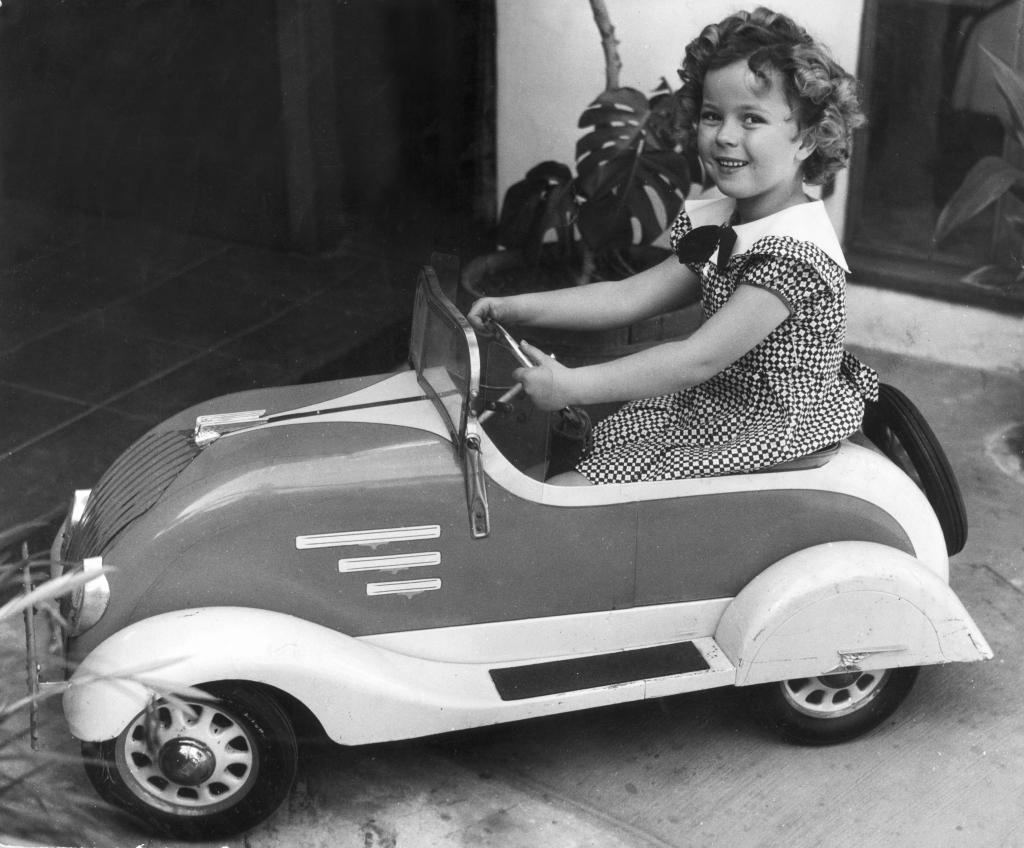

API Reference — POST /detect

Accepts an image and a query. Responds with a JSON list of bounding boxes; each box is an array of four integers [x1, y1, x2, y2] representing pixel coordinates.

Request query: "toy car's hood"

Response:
[[61, 368, 468, 659], [142, 367, 459, 541], [162, 368, 450, 444], [58, 369, 453, 566]]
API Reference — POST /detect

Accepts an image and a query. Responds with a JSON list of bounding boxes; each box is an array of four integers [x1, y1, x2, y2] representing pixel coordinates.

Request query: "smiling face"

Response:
[[697, 59, 815, 223]]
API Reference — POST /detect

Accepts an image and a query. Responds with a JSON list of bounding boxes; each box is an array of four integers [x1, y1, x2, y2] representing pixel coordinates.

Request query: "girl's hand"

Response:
[[514, 341, 574, 411], [467, 297, 515, 333]]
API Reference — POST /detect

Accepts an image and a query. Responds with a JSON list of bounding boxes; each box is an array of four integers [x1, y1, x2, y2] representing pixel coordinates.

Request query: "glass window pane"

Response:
[[853, 0, 1020, 268], [410, 270, 477, 439]]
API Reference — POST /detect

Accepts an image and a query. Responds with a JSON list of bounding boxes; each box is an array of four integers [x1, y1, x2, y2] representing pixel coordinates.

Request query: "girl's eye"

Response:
[[699, 110, 721, 124], [742, 114, 766, 127]]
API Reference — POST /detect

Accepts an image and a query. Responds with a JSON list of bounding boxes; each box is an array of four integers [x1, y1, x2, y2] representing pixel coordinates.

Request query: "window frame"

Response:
[[846, 0, 1024, 314]]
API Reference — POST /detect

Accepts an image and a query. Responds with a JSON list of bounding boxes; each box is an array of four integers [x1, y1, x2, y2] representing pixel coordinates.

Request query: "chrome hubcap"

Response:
[[116, 698, 258, 814], [158, 738, 216, 786], [781, 669, 890, 719]]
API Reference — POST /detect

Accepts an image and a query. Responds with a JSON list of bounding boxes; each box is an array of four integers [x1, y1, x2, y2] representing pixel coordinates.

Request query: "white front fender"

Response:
[[64, 607, 509, 745], [715, 542, 992, 686]]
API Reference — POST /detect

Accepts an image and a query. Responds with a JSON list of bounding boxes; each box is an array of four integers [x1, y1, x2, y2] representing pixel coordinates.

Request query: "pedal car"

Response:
[[29, 257, 991, 839]]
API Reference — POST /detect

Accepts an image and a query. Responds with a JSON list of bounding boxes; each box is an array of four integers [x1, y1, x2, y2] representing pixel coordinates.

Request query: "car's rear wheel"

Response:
[[749, 666, 919, 745], [862, 383, 966, 555], [83, 682, 297, 839]]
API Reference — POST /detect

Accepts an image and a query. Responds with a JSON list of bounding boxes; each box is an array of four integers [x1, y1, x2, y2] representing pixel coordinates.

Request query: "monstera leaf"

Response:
[[497, 161, 576, 260], [574, 87, 690, 250]]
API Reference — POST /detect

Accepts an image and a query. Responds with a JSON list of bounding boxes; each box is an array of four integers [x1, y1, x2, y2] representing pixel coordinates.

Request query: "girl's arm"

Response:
[[467, 255, 700, 332], [517, 284, 791, 409]]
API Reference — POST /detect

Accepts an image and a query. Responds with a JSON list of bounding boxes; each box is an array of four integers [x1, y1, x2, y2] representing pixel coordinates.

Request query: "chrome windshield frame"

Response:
[[409, 264, 482, 448]]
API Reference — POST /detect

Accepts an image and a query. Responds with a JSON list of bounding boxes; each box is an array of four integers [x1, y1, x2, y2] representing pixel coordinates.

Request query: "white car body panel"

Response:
[[63, 605, 740, 745], [715, 541, 993, 685]]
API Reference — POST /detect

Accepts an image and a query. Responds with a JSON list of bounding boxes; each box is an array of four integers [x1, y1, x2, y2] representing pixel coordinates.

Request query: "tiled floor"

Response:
[[0, 199, 455, 527]]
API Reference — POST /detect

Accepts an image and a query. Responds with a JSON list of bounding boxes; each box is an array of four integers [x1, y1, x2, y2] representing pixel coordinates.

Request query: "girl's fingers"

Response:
[[518, 340, 551, 367], [467, 298, 498, 330]]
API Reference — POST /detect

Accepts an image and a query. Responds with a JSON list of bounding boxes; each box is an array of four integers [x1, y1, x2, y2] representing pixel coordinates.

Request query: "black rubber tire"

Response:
[[749, 666, 919, 745], [83, 682, 297, 840], [862, 383, 967, 555]]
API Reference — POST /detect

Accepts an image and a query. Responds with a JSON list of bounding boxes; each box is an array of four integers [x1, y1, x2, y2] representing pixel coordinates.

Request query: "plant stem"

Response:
[[576, 245, 597, 286], [22, 563, 39, 750], [589, 0, 622, 92]]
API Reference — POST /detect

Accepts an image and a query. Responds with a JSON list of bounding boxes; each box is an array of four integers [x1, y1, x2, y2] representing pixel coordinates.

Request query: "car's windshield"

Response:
[[409, 266, 480, 442]]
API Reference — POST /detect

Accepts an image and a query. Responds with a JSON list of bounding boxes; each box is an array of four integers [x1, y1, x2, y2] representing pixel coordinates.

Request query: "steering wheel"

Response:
[[485, 318, 535, 372], [480, 320, 590, 439]]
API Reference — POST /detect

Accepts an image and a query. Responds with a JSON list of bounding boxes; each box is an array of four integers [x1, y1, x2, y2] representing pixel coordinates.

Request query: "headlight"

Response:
[[51, 489, 91, 581], [67, 555, 110, 635]]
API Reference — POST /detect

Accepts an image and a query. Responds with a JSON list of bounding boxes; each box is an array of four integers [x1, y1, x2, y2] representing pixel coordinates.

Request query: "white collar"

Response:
[[685, 196, 849, 272]]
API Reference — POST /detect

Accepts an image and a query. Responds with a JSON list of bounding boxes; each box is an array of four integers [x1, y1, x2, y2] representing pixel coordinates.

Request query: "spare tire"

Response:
[[862, 383, 967, 556]]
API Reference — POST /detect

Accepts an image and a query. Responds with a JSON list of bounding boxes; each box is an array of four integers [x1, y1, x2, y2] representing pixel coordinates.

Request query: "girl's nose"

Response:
[[716, 117, 740, 146]]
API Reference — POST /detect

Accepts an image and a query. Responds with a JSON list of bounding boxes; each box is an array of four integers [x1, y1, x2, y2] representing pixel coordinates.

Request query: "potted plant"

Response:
[[933, 47, 1024, 291], [462, 0, 699, 362]]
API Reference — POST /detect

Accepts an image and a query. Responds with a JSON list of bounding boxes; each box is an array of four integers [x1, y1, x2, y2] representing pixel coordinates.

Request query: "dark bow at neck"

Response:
[[675, 224, 737, 273]]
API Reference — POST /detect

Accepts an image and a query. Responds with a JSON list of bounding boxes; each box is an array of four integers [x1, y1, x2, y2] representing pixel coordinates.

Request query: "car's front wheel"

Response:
[[83, 682, 298, 839], [749, 666, 919, 745]]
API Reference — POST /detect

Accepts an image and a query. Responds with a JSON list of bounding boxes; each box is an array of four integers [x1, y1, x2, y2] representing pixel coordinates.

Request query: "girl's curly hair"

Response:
[[677, 7, 865, 185]]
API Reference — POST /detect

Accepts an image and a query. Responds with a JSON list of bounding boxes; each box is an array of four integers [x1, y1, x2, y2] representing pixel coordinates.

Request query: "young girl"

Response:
[[467, 6, 876, 485]]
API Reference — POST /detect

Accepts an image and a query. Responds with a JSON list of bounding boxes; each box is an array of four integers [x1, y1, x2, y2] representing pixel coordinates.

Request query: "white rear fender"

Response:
[[63, 607, 512, 745], [716, 542, 992, 685]]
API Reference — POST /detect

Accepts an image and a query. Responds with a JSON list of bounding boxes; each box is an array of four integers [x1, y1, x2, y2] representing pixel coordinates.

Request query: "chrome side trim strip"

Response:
[[338, 552, 441, 573], [296, 525, 441, 550], [366, 578, 442, 597]]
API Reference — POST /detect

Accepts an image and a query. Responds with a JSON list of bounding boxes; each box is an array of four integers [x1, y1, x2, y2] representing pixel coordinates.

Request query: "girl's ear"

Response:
[[795, 129, 817, 162]]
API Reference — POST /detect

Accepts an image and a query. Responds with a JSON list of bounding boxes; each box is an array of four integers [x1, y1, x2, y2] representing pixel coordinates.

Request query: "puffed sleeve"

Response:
[[738, 252, 833, 320]]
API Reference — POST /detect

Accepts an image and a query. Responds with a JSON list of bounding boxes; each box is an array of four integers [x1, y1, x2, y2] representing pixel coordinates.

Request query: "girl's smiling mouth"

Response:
[[715, 157, 749, 169]]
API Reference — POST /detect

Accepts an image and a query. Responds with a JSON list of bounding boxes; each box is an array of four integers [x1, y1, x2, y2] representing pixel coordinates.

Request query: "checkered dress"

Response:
[[575, 207, 879, 482]]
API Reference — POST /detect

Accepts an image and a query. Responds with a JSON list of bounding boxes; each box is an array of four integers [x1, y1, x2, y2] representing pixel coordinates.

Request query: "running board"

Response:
[[490, 639, 721, 701]]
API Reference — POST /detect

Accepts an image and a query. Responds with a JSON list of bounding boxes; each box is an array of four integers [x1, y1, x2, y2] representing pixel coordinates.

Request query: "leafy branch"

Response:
[[934, 47, 1024, 283]]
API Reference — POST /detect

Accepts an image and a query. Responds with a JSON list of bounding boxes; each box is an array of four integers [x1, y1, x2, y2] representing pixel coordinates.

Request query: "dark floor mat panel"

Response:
[[490, 641, 710, 701]]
